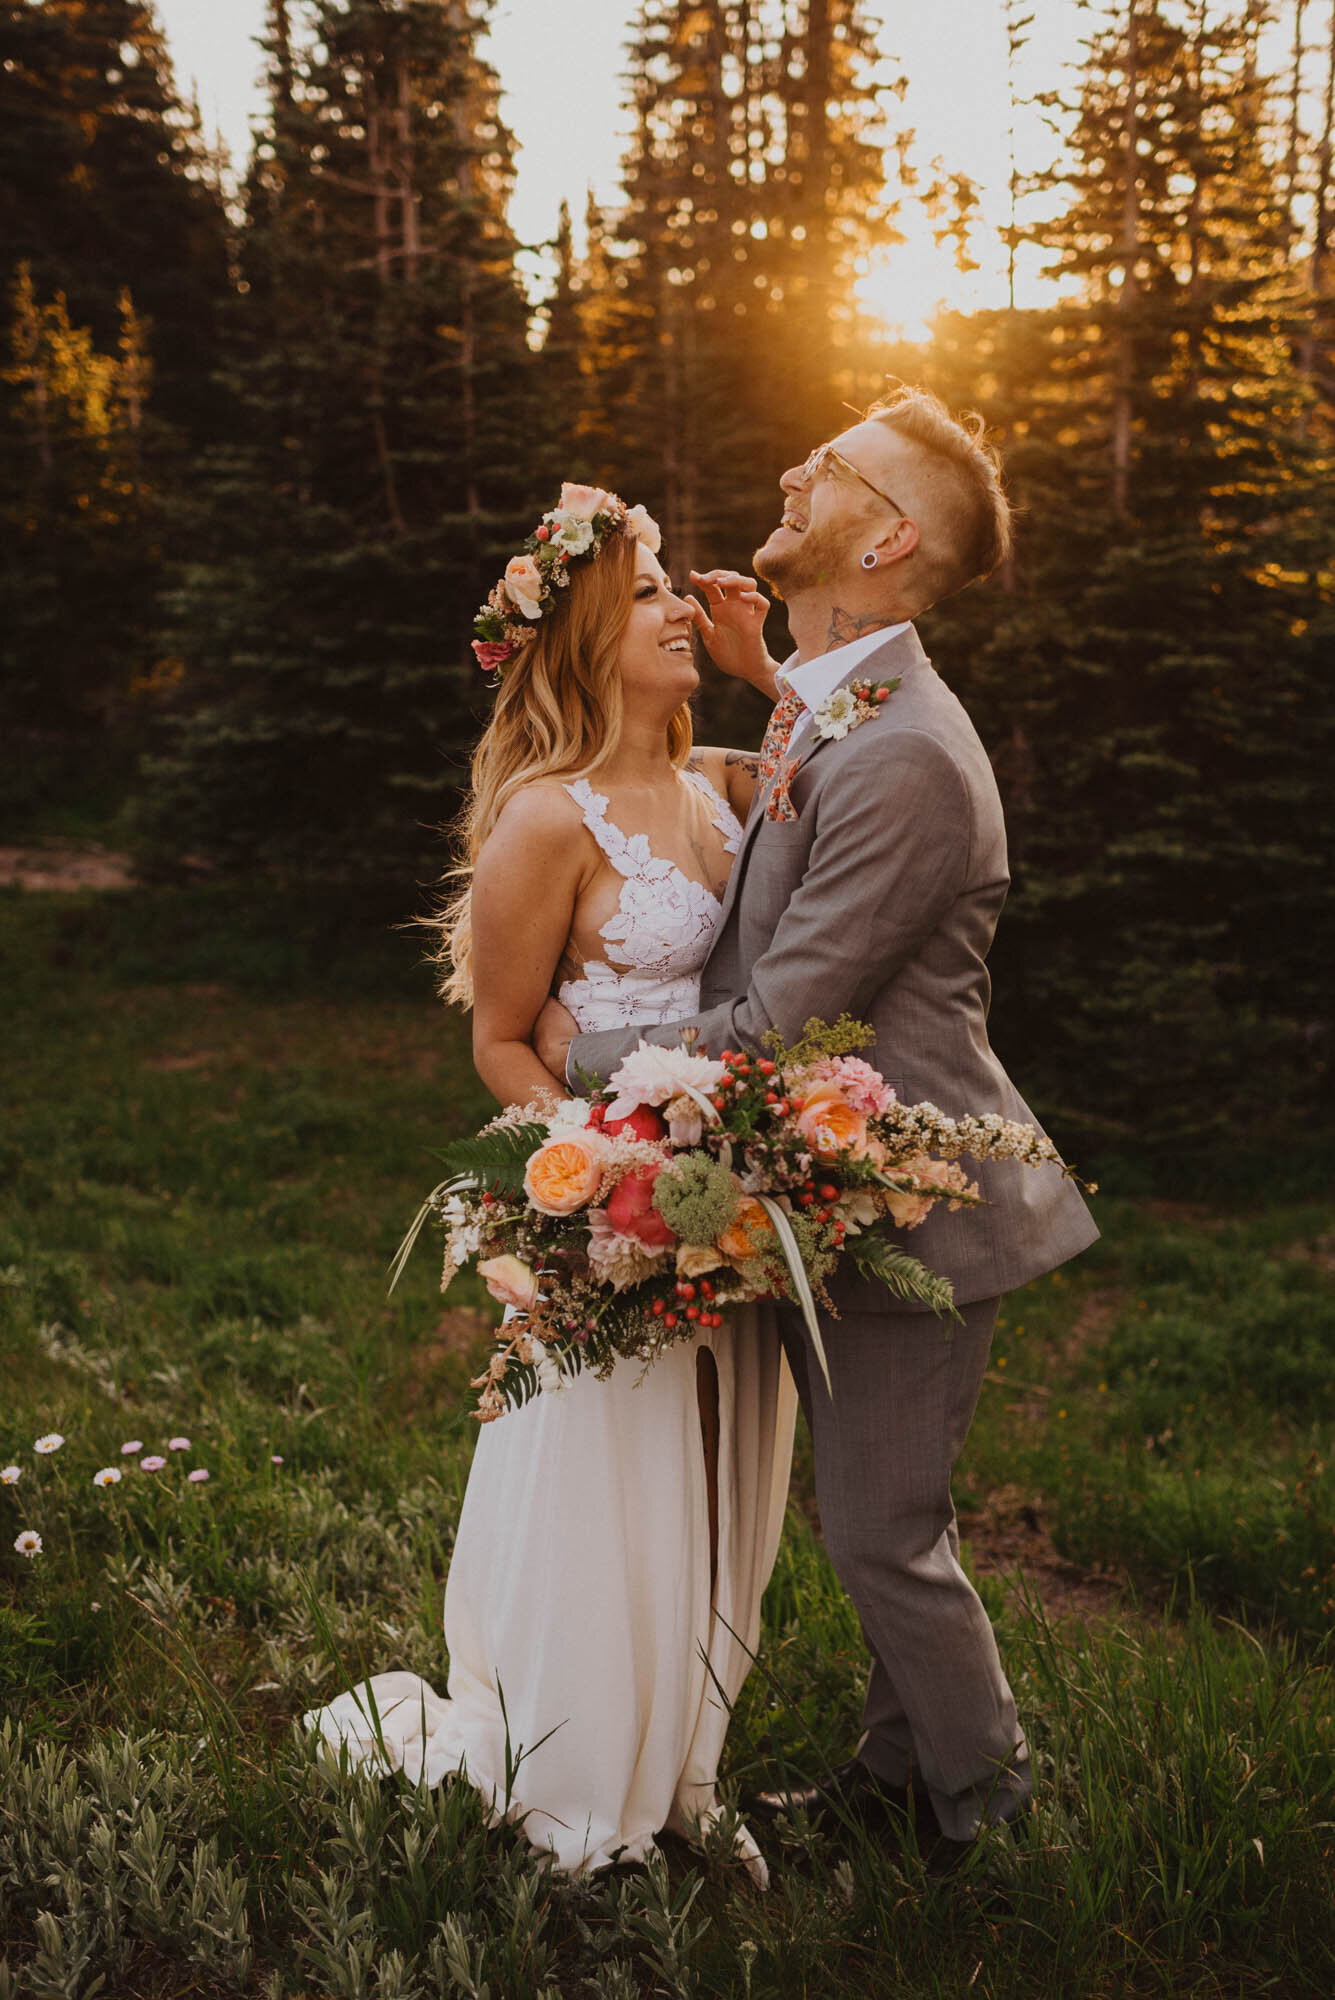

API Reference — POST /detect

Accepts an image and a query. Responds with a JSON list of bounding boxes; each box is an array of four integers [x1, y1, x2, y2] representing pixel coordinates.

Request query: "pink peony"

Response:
[[807, 1056, 896, 1118], [604, 1164, 676, 1248]]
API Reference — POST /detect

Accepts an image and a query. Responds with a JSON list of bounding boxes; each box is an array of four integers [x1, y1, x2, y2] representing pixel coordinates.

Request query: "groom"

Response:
[[537, 384, 1098, 1860]]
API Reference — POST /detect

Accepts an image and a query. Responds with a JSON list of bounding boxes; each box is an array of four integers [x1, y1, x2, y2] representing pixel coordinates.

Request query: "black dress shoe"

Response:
[[745, 1759, 941, 1837]]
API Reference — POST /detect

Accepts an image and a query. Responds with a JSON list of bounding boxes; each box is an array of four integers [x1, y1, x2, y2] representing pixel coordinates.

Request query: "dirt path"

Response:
[[0, 841, 135, 892]]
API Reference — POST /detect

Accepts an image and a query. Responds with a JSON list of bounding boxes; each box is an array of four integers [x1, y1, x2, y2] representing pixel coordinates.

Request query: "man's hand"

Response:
[[535, 993, 580, 1083], [689, 569, 780, 701]]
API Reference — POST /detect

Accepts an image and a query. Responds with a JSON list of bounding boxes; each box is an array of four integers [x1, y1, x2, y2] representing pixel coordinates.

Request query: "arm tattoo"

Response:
[[725, 751, 759, 776], [825, 607, 898, 650], [686, 749, 704, 770]]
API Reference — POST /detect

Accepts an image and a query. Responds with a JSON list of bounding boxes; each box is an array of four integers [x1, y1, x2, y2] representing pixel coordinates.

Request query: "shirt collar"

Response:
[[779, 623, 912, 717]]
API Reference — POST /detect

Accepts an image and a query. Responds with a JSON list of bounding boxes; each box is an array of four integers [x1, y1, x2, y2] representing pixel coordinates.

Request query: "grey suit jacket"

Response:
[[568, 626, 1098, 1311]]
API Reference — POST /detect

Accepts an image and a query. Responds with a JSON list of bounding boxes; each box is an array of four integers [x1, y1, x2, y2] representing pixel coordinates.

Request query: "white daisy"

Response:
[[0, 1465, 20, 1485], [93, 1467, 123, 1488], [14, 1530, 42, 1558], [33, 1433, 65, 1455], [167, 1436, 191, 1451], [120, 1439, 143, 1455]]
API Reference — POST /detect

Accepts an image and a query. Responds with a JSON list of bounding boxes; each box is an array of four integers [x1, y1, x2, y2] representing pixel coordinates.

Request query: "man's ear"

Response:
[[876, 517, 919, 568]]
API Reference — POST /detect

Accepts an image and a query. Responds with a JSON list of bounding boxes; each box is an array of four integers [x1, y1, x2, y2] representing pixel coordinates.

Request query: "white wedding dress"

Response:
[[307, 771, 798, 1879]]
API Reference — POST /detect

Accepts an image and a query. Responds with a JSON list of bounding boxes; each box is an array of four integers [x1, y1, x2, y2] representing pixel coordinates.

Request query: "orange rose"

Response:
[[717, 1196, 774, 1263], [794, 1083, 868, 1160], [524, 1131, 605, 1215], [477, 1254, 539, 1313]]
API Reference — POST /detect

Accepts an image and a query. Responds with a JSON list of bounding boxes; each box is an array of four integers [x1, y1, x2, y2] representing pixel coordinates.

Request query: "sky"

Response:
[[149, 1, 1302, 337]]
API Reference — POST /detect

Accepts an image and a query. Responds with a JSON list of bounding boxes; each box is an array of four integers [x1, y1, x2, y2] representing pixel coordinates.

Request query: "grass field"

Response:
[[2, 889, 1333, 1999]]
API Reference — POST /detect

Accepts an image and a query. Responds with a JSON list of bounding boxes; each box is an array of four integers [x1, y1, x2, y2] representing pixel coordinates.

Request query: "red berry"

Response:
[[777, 1098, 790, 1115], [685, 1304, 700, 1320], [664, 1311, 678, 1329], [677, 1282, 695, 1300], [712, 1095, 727, 1112], [798, 1191, 815, 1207], [536, 524, 550, 540], [765, 1090, 779, 1105], [652, 1299, 665, 1315], [820, 1184, 839, 1202], [816, 1209, 830, 1224], [757, 1059, 776, 1075], [700, 1280, 715, 1299], [876, 686, 890, 701]]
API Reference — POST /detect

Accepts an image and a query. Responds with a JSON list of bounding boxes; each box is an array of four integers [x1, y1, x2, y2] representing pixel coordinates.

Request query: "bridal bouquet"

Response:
[[391, 1018, 1085, 1420]]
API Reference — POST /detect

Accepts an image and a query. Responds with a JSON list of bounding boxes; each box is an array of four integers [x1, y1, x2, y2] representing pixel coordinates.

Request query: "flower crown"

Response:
[[471, 483, 662, 675]]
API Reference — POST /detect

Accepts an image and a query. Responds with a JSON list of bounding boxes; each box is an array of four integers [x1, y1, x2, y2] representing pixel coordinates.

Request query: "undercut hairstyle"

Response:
[[866, 385, 1012, 604]]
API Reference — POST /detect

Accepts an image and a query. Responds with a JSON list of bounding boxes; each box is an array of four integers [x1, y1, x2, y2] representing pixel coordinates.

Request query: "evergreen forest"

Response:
[[4, 0, 1334, 1155]]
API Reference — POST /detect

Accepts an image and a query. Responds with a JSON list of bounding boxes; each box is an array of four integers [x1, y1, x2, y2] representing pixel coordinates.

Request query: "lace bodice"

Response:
[[557, 772, 743, 1032]]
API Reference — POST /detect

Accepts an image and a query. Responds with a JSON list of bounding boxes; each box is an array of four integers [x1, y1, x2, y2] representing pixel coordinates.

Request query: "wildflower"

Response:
[[271, 1455, 284, 1466], [120, 1439, 143, 1455], [33, 1433, 64, 1455], [1, 1465, 20, 1485], [13, 1530, 41, 1558], [139, 1455, 167, 1472], [187, 1468, 210, 1484], [167, 1436, 191, 1452], [652, 1155, 741, 1246], [93, 1467, 123, 1488]]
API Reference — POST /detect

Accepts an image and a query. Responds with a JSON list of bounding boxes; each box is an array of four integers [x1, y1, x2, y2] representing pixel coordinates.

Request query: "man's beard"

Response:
[[754, 514, 863, 601]]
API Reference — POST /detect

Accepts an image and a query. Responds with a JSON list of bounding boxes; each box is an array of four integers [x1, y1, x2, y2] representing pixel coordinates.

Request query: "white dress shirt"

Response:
[[780, 624, 911, 749]]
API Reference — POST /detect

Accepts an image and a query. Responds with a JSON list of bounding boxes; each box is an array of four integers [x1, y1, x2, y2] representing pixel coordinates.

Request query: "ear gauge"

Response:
[[861, 551, 879, 570]]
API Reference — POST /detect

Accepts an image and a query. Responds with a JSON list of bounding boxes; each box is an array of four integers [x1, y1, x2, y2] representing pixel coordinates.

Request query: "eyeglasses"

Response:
[[799, 442, 905, 518]]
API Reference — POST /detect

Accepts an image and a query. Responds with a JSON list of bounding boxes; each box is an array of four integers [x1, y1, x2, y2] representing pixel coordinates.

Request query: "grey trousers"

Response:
[[776, 1294, 1031, 1840]]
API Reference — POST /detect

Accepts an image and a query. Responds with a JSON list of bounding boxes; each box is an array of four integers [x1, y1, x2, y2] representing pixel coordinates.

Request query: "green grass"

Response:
[[2, 889, 1333, 1998]]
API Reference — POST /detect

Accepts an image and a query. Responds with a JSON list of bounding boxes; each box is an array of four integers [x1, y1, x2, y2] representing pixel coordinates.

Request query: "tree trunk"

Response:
[[1112, 0, 1141, 517]]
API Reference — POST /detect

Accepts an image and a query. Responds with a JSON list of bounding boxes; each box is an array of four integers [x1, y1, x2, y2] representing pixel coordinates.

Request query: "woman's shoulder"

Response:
[[479, 779, 591, 865]]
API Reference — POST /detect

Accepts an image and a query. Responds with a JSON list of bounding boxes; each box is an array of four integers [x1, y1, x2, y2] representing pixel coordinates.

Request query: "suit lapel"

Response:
[[713, 624, 929, 935]]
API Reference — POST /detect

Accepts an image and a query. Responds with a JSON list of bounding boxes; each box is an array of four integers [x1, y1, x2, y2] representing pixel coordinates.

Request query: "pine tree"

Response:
[[922, 0, 1335, 1146], [141, 0, 538, 886]]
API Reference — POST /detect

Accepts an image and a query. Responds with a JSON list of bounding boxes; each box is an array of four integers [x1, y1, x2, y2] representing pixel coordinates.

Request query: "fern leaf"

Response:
[[431, 1121, 547, 1194], [846, 1233, 962, 1322]]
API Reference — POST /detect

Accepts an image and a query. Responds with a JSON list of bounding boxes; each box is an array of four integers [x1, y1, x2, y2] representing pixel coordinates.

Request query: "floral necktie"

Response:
[[756, 684, 805, 822]]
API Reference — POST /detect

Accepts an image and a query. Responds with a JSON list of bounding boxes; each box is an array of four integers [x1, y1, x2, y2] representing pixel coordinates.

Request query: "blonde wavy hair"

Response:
[[428, 527, 694, 1007]]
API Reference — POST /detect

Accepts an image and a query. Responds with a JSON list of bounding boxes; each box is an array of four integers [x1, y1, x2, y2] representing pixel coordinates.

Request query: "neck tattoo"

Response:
[[823, 606, 896, 652]]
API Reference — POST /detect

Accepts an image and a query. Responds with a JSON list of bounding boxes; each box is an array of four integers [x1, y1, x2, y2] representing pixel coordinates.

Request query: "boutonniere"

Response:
[[812, 675, 902, 743]]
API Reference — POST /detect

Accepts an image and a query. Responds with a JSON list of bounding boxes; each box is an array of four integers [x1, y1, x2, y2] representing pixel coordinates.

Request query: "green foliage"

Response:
[[1, 904, 1334, 1993], [652, 1151, 740, 1242], [761, 1013, 875, 1070], [434, 1122, 548, 1196], [845, 1231, 962, 1319]]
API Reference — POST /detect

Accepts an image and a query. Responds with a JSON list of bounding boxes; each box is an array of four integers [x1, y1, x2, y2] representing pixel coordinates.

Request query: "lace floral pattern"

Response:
[[557, 774, 743, 1032]]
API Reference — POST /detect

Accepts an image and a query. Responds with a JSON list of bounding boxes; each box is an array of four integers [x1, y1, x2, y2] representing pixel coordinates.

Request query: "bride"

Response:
[[307, 487, 798, 1881]]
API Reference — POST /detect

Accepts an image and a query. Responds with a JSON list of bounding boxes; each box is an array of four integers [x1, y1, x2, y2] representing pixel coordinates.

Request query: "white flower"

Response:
[[605, 1041, 727, 1125], [625, 504, 662, 553], [550, 509, 596, 555], [814, 686, 860, 740], [167, 1436, 191, 1451], [139, 1455, 166, 1472], [676, 1241, 726, 1279], [120, 1439, 142, 1455], [93, 1467, 123, 1487], [531, 1342, 565, 1396], [0, 1465, 19, 1485], [14, 1530, 41, 1558], [33, 1433, 64, 1455], [548, 1097, 594, 1130]]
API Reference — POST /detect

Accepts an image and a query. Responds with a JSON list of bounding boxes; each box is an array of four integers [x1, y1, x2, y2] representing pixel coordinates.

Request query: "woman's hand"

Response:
[[689, 569, 780, 701]]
